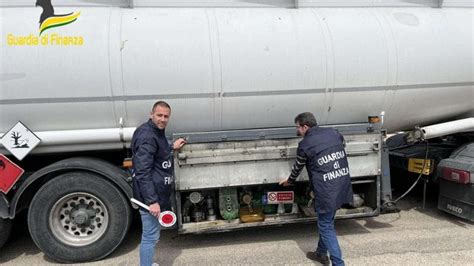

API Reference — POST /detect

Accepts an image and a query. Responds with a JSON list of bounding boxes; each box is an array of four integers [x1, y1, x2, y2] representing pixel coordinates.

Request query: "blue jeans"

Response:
[[316, 209, 345, 266], [139, 210, 161, 266]]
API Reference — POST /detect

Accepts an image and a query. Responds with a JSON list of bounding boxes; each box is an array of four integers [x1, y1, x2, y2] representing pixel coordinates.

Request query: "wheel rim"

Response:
[[49, 192, 109, 247]]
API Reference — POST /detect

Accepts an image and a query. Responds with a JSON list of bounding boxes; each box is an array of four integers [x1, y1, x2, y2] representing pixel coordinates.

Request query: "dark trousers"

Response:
[[316, 209, 345, 266]]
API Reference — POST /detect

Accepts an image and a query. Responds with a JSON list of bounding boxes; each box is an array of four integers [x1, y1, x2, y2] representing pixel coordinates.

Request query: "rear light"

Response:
[[441, 167, 471, 184]]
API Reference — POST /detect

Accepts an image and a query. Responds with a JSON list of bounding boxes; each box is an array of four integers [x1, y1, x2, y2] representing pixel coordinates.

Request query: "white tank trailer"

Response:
[[0, 0, 473, 263]]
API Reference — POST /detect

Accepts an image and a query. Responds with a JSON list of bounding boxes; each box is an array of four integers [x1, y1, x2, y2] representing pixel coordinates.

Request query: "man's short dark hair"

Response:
[[152, 100, 171, 112], [294, 112, 317, 128]]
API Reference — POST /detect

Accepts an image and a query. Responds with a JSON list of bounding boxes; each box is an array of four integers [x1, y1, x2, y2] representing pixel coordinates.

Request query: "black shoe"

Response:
[[306, 251, 330, 265]]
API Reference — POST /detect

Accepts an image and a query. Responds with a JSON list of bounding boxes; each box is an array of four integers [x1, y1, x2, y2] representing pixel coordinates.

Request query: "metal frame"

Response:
[[173, 124, 382, 234], [173, 122, 380, 144], [176, 176, 380, 234]]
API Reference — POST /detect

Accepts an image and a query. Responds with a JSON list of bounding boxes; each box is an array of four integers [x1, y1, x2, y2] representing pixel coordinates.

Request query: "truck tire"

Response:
[[28, 171, 131, 263], [0, 218, 12, 249]]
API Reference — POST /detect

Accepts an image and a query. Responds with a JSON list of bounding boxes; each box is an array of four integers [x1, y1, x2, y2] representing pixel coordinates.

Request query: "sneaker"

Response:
[[306, 251, 330, 265]]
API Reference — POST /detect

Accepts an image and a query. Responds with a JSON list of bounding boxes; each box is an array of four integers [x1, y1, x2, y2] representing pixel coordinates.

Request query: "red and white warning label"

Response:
[[0, 154, 24, 193], [267, 191, 294, 204]]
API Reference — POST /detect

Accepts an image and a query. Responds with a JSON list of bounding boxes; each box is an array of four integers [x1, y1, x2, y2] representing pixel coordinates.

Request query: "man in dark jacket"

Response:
[[131, 100, 186, 266], [280, 112, 353, 266]]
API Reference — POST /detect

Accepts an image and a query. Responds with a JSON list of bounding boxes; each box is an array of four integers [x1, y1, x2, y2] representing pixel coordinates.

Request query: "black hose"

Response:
[[382, 141, 430, 209]]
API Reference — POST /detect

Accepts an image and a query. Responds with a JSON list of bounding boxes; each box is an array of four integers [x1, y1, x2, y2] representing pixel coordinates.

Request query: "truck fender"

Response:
[[0, 194, 9, 219], [8, 157, 132, 218]]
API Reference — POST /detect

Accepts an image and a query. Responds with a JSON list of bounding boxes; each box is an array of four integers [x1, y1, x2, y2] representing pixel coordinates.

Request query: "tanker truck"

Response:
[[0, 0, 473, 263]]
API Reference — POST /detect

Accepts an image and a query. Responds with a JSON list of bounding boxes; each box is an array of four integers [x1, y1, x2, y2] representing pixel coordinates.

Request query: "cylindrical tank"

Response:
[[1, 6, 473, 136]]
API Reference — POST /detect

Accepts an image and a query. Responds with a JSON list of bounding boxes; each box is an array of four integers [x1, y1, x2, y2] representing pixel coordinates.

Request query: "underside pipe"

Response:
[[406, 117, 474, 144]]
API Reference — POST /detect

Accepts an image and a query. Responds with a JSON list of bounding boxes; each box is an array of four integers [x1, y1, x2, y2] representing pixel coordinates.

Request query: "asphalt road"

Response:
[[1, 194, 473, 265]]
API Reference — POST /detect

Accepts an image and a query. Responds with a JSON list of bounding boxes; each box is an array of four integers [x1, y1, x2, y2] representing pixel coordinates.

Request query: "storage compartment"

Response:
[[176, 179, 379, 233], [173, 126, 381, 233]]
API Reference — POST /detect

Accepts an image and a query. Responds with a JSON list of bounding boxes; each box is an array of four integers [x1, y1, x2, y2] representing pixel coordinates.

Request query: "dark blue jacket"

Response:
[[131, 119, 174, 210], [289, 126, 353, 213]]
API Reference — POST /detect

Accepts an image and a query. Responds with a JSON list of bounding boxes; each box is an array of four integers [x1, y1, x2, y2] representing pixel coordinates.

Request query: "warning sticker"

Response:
[[267, 191, 294, 204], [0, 154, 25, 193], [0, 121, 41, 161]]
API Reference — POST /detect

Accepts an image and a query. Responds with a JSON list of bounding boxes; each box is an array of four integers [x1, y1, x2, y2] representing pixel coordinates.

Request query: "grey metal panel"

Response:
[[380, 143, 393, 202], [174, 128, 297, 143], [174, 130, 381, 190], [172, 123, 381, 144], [175, 159, 304, 190]]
